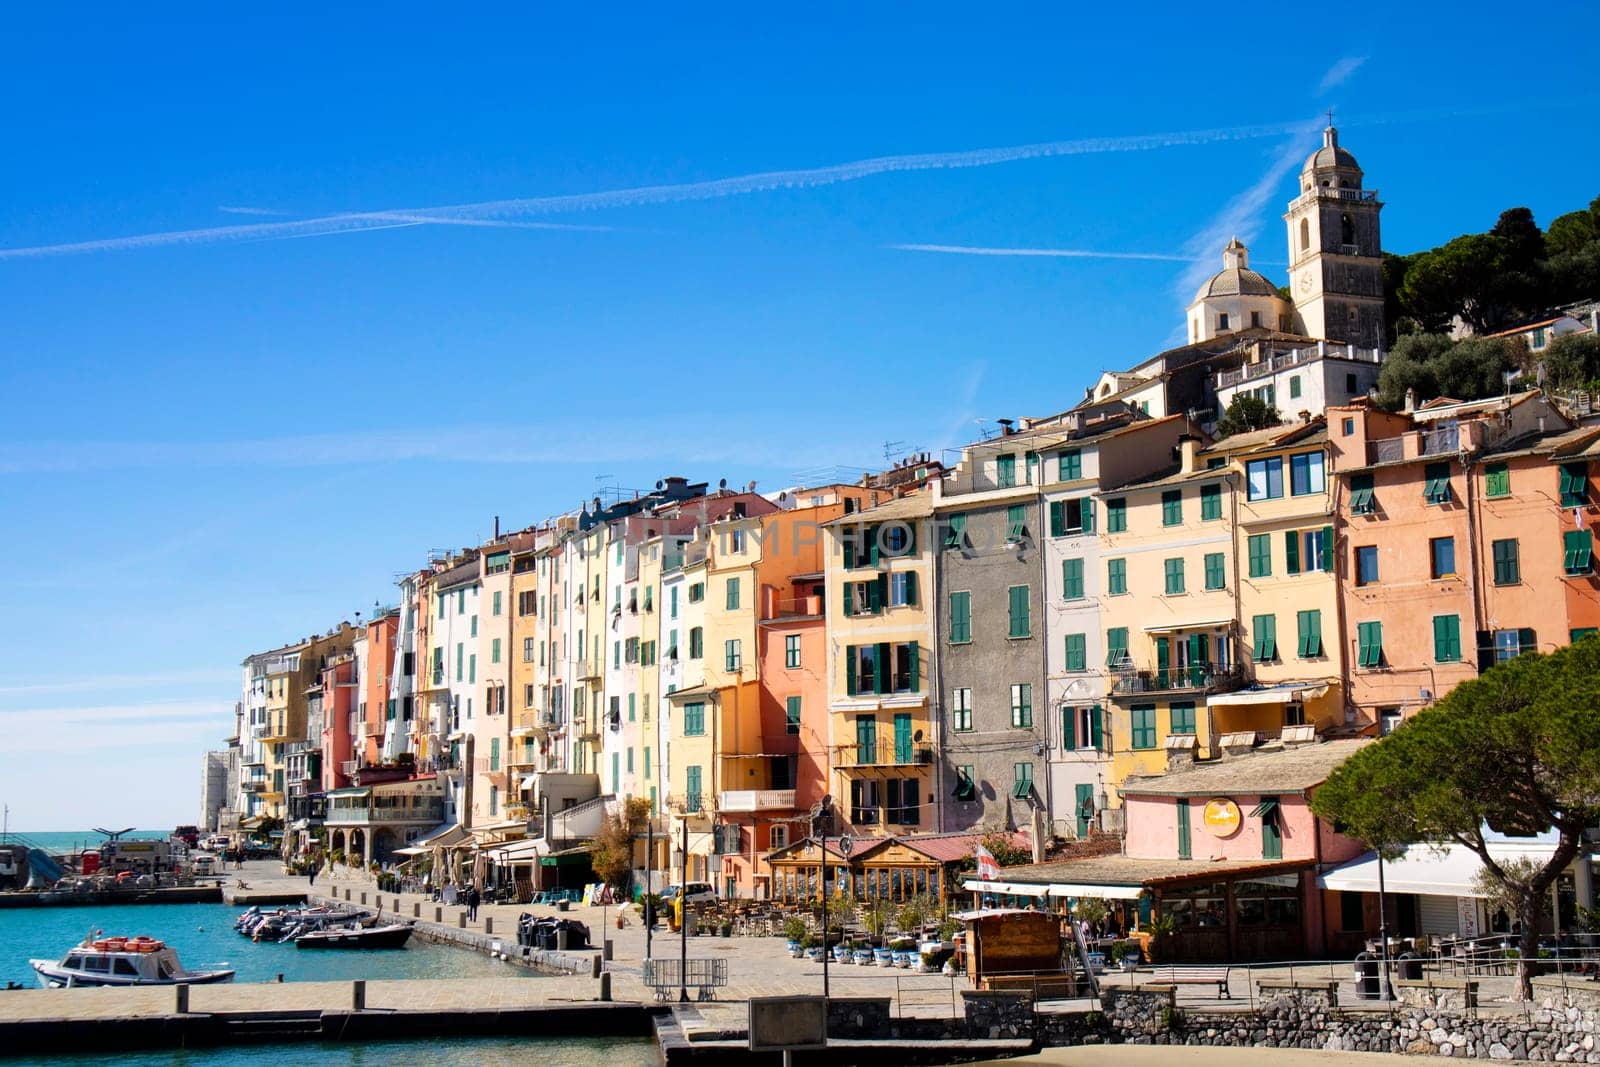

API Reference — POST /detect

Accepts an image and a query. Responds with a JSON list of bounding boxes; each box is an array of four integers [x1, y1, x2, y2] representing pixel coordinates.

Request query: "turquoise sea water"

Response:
[[0, 902, 539, 988], [4, 829, 174, 854], [16, 1036, 659, 1067]]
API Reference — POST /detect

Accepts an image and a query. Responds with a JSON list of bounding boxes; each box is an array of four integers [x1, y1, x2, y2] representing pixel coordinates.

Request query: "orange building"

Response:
[[362, 611, 399, 767]]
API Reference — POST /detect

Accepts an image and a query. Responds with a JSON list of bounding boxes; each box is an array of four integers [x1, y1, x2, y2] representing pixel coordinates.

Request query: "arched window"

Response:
[[1340, 213, 1356, 248], [1299, 218, 1311, 253]]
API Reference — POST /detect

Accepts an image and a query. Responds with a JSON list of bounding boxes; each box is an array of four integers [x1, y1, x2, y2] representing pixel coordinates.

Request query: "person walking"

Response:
[[466, 885, 480, 921], [308, 863, 317, 887]]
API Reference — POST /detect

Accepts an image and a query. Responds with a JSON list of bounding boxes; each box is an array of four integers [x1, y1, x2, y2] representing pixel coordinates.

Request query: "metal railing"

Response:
[[833, 740, 937, 768], [1112, 663, 1246, 696]]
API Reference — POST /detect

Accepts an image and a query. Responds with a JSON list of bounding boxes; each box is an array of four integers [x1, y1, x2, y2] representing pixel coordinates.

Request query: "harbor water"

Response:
[[0, 901, 541, 988], [16, 1036, 659, 1067]]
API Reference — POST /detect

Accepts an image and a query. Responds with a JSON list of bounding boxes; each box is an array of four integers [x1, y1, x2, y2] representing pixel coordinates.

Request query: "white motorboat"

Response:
[[29, 935, 235, 988]]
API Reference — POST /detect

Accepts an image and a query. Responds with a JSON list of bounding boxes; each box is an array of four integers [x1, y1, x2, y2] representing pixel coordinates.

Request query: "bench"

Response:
[[1150, 965, 1231, 998], [642, 958, 729, 1002], [983, 974, 1081, 999]]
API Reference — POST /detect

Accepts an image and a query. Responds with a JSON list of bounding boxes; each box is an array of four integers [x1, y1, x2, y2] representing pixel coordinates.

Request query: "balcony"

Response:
[[666, 793, 708, 816], [1367, 424, 1460, 466], [832, 740, 936, 770], [575, 659, 601, 682], [325, 802, 445, 826], [1110, 662, 1246, 698], [718, 789, 798, 813], [1287, 185, 1380, 211]]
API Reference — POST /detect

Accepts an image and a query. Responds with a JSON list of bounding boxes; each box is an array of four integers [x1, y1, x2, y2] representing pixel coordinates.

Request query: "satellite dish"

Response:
[[839, 835, 855, 856], [719, 478, 727, 490], [656, 480, 664, 490]]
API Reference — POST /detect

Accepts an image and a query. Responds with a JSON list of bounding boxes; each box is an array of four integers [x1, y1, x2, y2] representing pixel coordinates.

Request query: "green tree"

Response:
[[959, 831, 1033, 871], [1548, 242, 1600, 306], [1400, 233, 1525, 335], [591, 797, 651, 889], [1540, 333, 1600, 392], [1311, 637, 1600, 999], [1213, 395, 1280, 438], [1374, 334, 1518, 409], [1374, 333, 1451, 408], [1545, 209, 1597, 259]]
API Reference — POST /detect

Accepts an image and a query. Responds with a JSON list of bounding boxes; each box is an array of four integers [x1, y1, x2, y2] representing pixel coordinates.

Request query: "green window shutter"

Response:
[[1059, 449, 1082, 481], [1433, 614, 1462, 662], [1161, 490, 1182, 526], [786, 696, 801, 733], [490, 738, 500, 771], [1169, 702, 1195, 735], [726, 578, 739, 610], [1006, 504, 1027, 541], [1106, 627, 1128, 667], [1492, 538, 1521, 585], [1297, 610, 1322, 657], [1089, 705, 1104, 750], [1348, 472, 1376, 515], [875, 642, 891, 694], [1176, 799, 1192, 859], [908, 643, 920, 692], [1131, 706, 1156, 749], [1561, 463, 1589, 508], [1321, 525, 1335, 571], [871, 573, 886, 613], [1008, 585, 1030, 637], [845, 648, 857, 696], [1252, 614, 1277, 661], [1065, 633, 1086, 671], [949, 591, 971, 643], [1357, 622, 1383, 668], [1062, 558, 1084, 600], [1484, 462, 1510, 498], [1061, 706, 1076, 749], [944, 513, 967, 550], [1107, 498, 1126, 533], [1248, 534, 1272, 577], [1565, 529, 1594, 575], [1518, 628, 1537, 656], [1204, 552, 1225, 590], [1164, 557, 1184, 595], [1108, 558, 1127, 595], [904, 571, 918, 606], [843, 581, 854, 616], [1049, 501, 1066, 538], [1424, 462, 1452, 504], [1284, 530, 1301, 574], [1200, 483, 1222, 520]]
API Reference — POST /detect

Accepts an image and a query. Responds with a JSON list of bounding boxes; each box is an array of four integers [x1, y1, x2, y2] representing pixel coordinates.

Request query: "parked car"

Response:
[[661, 882, 717, 907]]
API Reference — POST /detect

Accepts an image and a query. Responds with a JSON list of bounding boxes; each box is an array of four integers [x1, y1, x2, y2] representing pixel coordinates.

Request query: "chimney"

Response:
[[998, 418, 1015, 436], [493, 515, 500, 539], [1298, 409, 1312, 423], [1403, 388, 1416, 414], [1178, 434, 1200, 472], [1166, 734, 1197, 770], [1217, 731, 1258, 759]]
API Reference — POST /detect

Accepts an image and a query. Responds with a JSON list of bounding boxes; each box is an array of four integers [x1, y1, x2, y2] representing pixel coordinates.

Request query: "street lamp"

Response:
[[811, 796, 836, 999]]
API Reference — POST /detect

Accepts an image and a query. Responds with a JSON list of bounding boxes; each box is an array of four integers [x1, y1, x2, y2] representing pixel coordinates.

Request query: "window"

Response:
[[684, 703, 706, 736], [1200, 483, 1222, 520], [1342, 417, 1355, 436], [1348, 473, 1375, 515], [725, 578, 740, 610], [1204, 552, 1226, 590], [1130, 705, 1157, 750], [1217, 312, 1230, 331], [1289, 451, 1326, 496], [1064, 633, 1087, 672], [1164, 557, 1185, 595], [518, 590, 536, 616], [724, 639, 742, 672], [1346, 373, 1358, 394], [1177, 798, 1192, 860], [688, 582, 705, 603], [491, 638, 501, 664], [1010, 683, 1033, 728], [785, 696, 801, 734], [688, 627, 704, 659], [888, 571, 916, 607], [1561, 463, 1589, 508], [1574, 628, 1599, 643], [785, 635, 801, 668], [996, 452, 1017, 488], [949, 591, 971, 643], [492, 591, 502, 616], [1258, 797, 1282, 859], [1357, 621, 1384, 668], [685, 766, 703, 812], [644, 586, 653, 612], [1006, 504, 1028, 541], [1049, 498, 1094, 536], [1169, 702, 1196, 735], [953, 765, 977, 801], [1493, 628, 1537, 663], [1355, 545, 1379, 586], [886, 778, 920, 824], [1252, 614, 1278, 661], [470, 615, 478, 637], [855, 715, 877, 764], [1430, 537, 1456, 579], [1008, 585, 1031, 638], [1288, 375, 1302, 399], [951, 687, 972, 732], [1298, 526, 1333, 572], [1247, 534, 1272, 578], [1059, 449, 1082, 481], [943, 513, 967, 550], [1247, 457, 1284, 500], [1492, 538, 1521, 585], [1565, 529, 1593, 575], [1433, 614, 1462, 662], [1423, 462, 1452, 505], [850, 778, 879, 822], [1161, 490, 1182, 526], [523, 637, 535, 663], [670, 586, 679, 618], [1062, 558, 1085, 600], [1297, 610, 1323, 657], [1011, 762, 1035, 799], [1106, 498, 1127, 533], [1106, 627, 1129, 668], [1485, 462, 1510, 498], [1107, 558, 1128, 595]]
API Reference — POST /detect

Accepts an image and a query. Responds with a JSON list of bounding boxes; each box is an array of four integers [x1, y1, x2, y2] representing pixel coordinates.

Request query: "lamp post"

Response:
[[679, 816, 690, 1003], [811, 796, 836, 1000], [645, 811, 654, 960], [1377, 849, 1393, 1000]]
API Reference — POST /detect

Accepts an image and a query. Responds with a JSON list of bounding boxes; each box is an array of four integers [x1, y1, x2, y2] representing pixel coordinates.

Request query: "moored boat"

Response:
[[294, 922, 414, 949], [29, 935, 234, 988]]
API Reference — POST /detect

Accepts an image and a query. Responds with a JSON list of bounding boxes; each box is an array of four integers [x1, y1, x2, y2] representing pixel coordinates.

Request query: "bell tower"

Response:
[[1283, 125, 1385, 350]]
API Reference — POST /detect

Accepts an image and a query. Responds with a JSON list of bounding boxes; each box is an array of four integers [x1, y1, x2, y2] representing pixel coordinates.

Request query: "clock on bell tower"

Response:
[[1282, 126, 1385, 350]]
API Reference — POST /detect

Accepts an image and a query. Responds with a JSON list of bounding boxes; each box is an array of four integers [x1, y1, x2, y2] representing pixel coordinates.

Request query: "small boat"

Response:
[[30, 935, 234, 988], [294, 922, 414, 949]]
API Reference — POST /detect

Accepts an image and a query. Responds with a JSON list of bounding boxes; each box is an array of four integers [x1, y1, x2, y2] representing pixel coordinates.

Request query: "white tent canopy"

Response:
[[1207, 683, 1329, 708], [963, 878, 1144, 901], [1319, 839, 1564, 897]]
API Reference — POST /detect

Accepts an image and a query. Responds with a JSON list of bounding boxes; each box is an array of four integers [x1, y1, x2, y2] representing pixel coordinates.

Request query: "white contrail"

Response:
[[0, 118, 1318, 260], [1317, 56, 1367, 95], [891, 243, 1199, 262]]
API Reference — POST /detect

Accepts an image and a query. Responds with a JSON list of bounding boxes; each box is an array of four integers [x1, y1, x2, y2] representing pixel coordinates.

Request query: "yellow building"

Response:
[[823, 493, 939, 836], [507, 537, 542, 818], [1099, 432, 1241, 790], [1204, 420, 1343, 737], [664, 532, 714, 881], [257, 641, 309, 817]]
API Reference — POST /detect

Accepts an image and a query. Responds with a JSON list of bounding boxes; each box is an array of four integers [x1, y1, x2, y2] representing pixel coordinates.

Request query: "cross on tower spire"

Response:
[[1326, 107, 1335, 128]]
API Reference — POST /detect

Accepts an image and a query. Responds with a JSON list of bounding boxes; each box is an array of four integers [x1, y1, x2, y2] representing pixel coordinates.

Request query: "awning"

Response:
[[414, 823, 469, 849], [485, 838, 550, 864], [962, 879, 1051, 899], [1208, 683, 1330, 708], [520, 774, 538, 789], [1319, 841, 1568, 897], [393, 846, 429, 856], [1144, 618, 1232, 634], [1045, 883, 1146, 901], [1248, 798, 1280, 819]]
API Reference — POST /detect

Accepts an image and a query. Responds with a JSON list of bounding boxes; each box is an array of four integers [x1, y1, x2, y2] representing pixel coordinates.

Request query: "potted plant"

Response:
[[1144, 914, 1177, 963], [1113, 938, 1142, 971], [783, 916, 807, 957], [852, 940, 874, 966], [718, 919, 733, 938], [802, 933, 824, 962], [833, 939, 851, 963]]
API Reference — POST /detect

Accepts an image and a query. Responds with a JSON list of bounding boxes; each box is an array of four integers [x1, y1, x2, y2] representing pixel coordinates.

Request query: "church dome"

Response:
[[1192, 238, 1280, 302], [1303, 125, 1361, 175]]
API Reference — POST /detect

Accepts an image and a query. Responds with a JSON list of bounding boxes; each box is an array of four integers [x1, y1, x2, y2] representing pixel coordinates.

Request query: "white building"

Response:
[[1215, 338, 1384, 421]]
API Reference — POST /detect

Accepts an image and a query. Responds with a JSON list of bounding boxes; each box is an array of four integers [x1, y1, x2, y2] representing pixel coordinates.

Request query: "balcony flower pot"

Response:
[[874, 948, 894, 967], [786, 940, 803, 958], [852, 948, 874, 966]]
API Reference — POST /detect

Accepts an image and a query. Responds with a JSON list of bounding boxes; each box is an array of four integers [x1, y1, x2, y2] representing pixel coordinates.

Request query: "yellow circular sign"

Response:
[[1202, 798, 1242, 837]]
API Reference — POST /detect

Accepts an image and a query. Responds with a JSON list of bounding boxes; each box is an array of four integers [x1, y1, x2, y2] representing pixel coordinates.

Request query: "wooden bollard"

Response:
[[591, 954, 602, 978], [435, 907, 443, 923], [352, 980, 366, 1011], [603, 938, 613, 961], [360, 892, 367, 906], [413, 903, 421, 918], [598, 972, 611, 1001], [174, 984, 190, 1014], [458, 912, 467, 928], [394, 897, 401, 912], [484, 917, 493, 935]]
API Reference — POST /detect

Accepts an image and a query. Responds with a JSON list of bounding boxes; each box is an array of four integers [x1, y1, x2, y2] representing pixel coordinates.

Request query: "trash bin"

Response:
[[684, 912, 697, 937], [557, 899, 570, 912], [1354, 951, 1380, 1000], [555, 926, 568, 951], [1397, 951, 1422, 981]]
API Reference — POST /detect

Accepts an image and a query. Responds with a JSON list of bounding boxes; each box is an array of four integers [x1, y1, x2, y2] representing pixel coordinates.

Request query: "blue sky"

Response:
[[3, 3, 1596, 829]]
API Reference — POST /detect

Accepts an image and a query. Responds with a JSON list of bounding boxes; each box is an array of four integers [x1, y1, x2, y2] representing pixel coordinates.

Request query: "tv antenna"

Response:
[[882, 440, 905, 465], [93, 827, 136, 841]]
